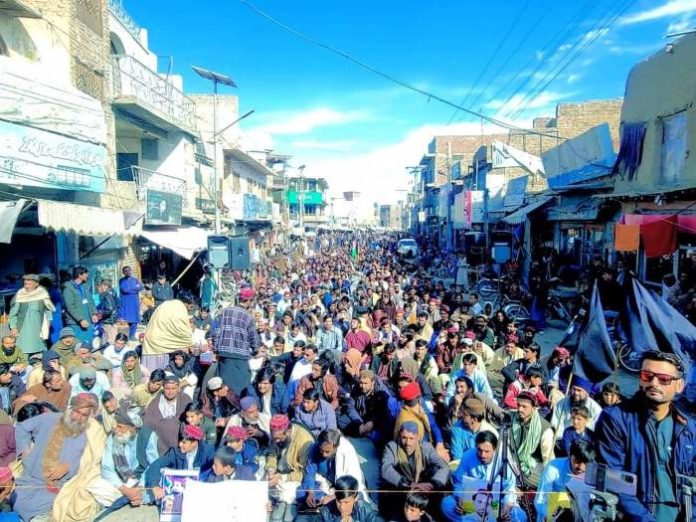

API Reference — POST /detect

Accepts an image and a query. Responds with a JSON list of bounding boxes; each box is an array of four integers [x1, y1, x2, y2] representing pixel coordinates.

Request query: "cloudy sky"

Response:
[[130, 0, 696, 218]]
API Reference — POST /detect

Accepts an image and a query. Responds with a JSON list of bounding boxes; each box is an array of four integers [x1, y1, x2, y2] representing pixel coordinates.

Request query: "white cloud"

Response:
[[619, 0, 696, 25], [252, 108, 370, 135], [566, 74, 582, 84], [582, 28, 610, 42], [301, 119, 534, 222], [290, 139, 358, 152], [535, 50, 545, 61], [485, 90, 572, 114], [667, 12, 696, 32]]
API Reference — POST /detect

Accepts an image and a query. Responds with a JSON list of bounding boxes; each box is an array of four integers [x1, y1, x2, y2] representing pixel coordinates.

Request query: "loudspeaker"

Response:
[[207, 235, 230, 268], [229, 236, 250, 270]]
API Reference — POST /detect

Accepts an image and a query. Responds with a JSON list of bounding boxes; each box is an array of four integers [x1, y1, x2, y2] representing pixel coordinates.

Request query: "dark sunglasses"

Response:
[[639, 370, 681, 386]]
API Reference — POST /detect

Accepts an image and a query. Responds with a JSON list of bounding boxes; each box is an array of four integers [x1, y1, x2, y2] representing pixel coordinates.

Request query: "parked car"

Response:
[[397, 238, 418, 258]]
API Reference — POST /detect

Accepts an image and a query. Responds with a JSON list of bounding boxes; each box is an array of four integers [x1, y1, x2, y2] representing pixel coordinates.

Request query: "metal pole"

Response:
[[212, 80, 221, 234]]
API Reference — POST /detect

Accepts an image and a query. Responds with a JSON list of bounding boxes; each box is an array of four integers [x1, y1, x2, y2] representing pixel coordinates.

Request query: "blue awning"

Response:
[[502, 197, 553, 225], [547, 163, 613, 190]]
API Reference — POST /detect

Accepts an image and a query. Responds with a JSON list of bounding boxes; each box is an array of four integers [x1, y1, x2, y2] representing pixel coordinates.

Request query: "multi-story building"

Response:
[[378, 204, 403, 230], [287, 176, 329, 229], [0, 0, 231, 304]]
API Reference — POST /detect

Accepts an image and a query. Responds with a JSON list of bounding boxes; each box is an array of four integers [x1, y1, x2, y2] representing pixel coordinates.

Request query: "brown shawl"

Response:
[[143, 392, 191, 455]]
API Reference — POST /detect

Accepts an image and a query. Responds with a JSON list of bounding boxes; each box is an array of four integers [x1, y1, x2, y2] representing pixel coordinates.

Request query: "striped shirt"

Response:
[[215, 306, 260, 359]]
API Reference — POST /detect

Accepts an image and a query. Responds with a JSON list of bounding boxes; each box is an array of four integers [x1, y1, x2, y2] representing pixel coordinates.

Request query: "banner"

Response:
[[146, 190, 183, 226], [181, 479, 268, 522], [492, 140, 544, 175]]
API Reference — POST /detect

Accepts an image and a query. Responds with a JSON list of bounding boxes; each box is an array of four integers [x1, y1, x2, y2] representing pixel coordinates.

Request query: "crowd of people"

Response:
[[0, 231, 693, 522]]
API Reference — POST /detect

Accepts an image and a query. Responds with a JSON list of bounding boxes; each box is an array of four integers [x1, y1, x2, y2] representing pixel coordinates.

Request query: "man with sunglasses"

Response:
[[594, 350, 695, 522]]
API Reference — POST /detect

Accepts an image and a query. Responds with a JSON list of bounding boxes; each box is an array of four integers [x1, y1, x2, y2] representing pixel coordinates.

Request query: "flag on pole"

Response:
[[572, 282, 616, 383], [620, 278, 695, 369]]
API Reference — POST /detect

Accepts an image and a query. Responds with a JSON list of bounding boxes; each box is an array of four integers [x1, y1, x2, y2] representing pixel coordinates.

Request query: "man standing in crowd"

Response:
[[9, 274, 55, 357], [215, 287, 260, 396], [62, 266, 98, 347], [119, 266, 143, 339], [595, 351, 696, 521], [97, 279, 119, 345]]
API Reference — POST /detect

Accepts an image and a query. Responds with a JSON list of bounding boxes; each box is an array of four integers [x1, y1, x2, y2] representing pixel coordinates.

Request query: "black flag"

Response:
[[572, 282, 616, 382]]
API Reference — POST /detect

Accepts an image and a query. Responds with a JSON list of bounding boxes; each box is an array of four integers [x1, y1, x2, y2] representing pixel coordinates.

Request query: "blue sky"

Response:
[[126, 0, 696, 213]]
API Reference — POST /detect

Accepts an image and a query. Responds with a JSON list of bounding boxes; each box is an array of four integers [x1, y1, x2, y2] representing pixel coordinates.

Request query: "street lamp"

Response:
[[192, 65, 237, 234], [297, 164, 306, 230]]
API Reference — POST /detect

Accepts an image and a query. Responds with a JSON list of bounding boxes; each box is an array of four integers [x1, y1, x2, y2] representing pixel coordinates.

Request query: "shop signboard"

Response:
[[145, 189, 182, 226], [243, 193, 258, 221], [0, 120, 107, 192]]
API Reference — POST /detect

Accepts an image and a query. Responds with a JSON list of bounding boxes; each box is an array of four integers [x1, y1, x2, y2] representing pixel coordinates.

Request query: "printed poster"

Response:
[[159, 468, 199, 522]]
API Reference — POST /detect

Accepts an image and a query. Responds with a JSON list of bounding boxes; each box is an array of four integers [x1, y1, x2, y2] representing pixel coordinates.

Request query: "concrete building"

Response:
[[606, 33, 696, 284], [378, 204, 403, 230], [287, 176, 329, 229]]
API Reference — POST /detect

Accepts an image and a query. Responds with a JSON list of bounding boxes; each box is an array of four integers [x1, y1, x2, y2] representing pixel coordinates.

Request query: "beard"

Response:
[[61, 409, 89, 437], [571, 396, 587, 408], [114, 431, 136, 445]]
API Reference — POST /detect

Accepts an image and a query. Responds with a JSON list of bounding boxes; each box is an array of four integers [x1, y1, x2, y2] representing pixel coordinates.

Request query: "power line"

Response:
[[237, 0, 569, 141], [507, 0, 637, 119], [459, 0, 556, 123], [445, 0, 532, 125], [484, 0, 599, 117]]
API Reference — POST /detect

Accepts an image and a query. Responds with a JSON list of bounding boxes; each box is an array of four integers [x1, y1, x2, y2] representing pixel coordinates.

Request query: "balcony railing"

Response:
[[108, 0, 141, 40], [131, 165, 187, 202], [111, 55, 197, 132]]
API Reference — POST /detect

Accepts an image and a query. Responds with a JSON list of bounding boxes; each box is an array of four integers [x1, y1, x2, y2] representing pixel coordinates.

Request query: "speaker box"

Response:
[[207, 235, 230, 269], [229, 236, 250, 270]]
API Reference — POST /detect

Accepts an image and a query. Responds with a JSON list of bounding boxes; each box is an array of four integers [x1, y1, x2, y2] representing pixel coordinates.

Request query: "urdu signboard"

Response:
[[0, 120, 107, 192]]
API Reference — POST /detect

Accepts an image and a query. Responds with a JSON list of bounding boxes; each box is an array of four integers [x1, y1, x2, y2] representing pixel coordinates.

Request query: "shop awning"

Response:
[[546, 198, 601, 221], [38, 200, 128, 236], [0, 199, 27, 243], [502, 197, 553, 225], [139, 226, 210, 259]]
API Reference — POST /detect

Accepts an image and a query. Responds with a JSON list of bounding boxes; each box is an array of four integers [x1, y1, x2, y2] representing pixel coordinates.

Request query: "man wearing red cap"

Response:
[[394, 380, 448, 462], [266, 414, 314, 521], [145, 423, 215, 502], [215, 286, 260, 396]]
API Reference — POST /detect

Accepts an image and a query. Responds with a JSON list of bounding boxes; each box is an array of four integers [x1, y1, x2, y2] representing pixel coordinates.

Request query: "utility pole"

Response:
[[191, 65, 237, 234], [297, 164, 306, 231]]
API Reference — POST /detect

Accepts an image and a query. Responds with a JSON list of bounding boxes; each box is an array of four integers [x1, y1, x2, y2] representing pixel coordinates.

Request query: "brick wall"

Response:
[[556, 99, 623, 151]]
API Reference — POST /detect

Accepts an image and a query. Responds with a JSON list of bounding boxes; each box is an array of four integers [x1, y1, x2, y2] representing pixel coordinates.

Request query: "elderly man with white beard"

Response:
[[90, 405, 160, 517], [13, 393, 98, 522]]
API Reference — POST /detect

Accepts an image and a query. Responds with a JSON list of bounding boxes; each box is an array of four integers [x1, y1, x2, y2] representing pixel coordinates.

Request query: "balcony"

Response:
[[131, 165, 187, 202], [108, 0, 140, 39], [110, 55, 196, 134]]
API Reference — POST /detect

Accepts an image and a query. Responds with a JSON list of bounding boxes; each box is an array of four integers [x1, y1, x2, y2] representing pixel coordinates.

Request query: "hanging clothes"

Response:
[[641, 215, 677, 258]]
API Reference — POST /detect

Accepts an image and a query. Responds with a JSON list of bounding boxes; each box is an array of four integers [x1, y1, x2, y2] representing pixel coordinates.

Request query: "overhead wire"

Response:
[[506, 0, 638, 119], [237, 0, 570, 141], [445, 0, 532, 125], [459, 0, 556, 124], [482, 0, 599, 118]]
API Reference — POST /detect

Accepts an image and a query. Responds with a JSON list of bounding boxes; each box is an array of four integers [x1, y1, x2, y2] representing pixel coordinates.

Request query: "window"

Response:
[[660, 111, 687, 184], [116, 153, 138, 181], [304, 205, 317, 216]]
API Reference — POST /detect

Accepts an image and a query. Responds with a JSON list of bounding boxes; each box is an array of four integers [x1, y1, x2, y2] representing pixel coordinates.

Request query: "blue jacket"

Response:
[[242, 381, 290, 415], [594, 393, 696, 522], [144, 442, 216, 487]]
